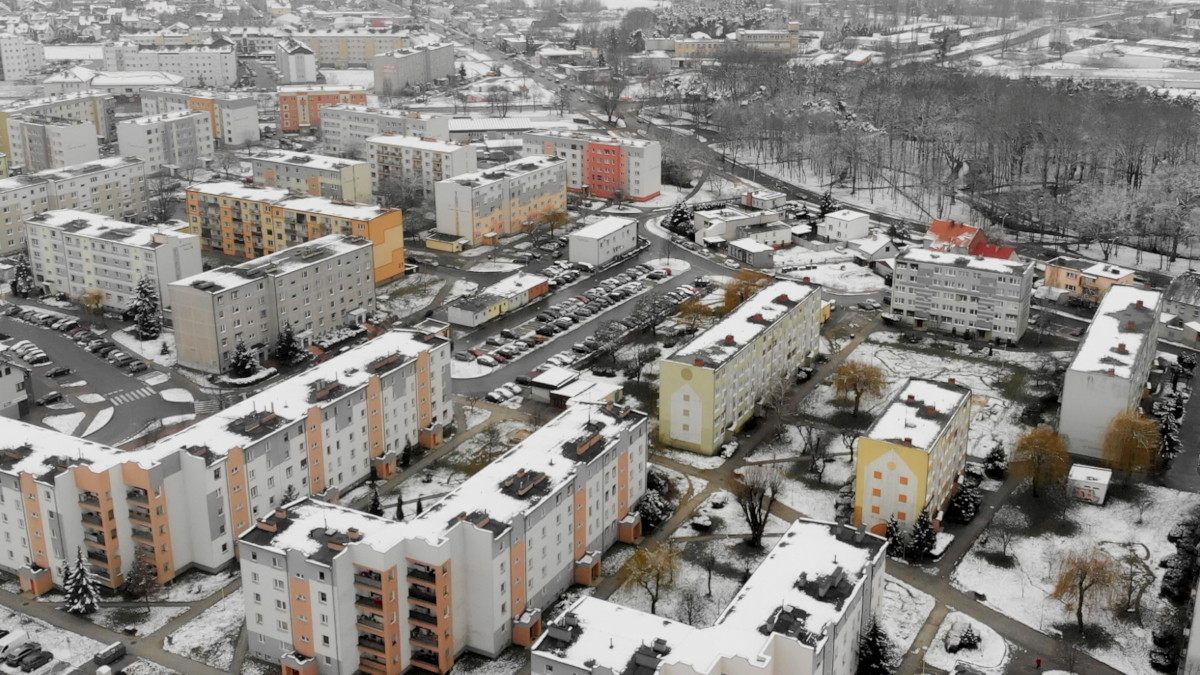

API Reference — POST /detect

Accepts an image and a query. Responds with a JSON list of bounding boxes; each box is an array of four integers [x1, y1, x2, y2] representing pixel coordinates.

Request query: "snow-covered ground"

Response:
[[163, 588, 243, 669], [645, 257, 691, 274], [470, 261, 523, 273], [42, 412, 84, 435], [924, 611, 1010, 674], [446, 280, 480, 304], [124, 660, 179, 675], [780, 263, 886, 293], [881, 576, 936, 656], [89, 605, 189, 636], [772, 247, 854, 268], [155, 569, 238, 603], [377, 274, 445, 320], [319, 68, 375, 87], [653, 447, 726, 471], [676, 489, 789, 538], [160, 388, 194, 403], [452, 359, 496, 379], [463, 406, 492, 430], [83, 407, 114, 437], [0, 603, 103, 667], [112, 328, 177, 367], [77, 393, 106, 404], [654, 463, 708, 511], [952, 485, 1199, 675]]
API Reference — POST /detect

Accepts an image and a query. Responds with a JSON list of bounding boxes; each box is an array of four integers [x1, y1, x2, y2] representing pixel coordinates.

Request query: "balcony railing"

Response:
[[354, 570, 382, 589], [126, 490, 149, 505], [357, 636, 386, 655], [408, 610, 437, 628], [136, 546, 156, 562], [86, 549, 109, 564], [412, 650, 439, 667], [409, 629, 438, 648], [131, 529, 154, 545], [355, 595, 383, 613], [78, 493, 100, 509], [81, 513, 104, 529], [406, 567, 435, 584], [83, 537, 106, 550], [356, 615, 384, 632], [408, 586, 437, 605], [358, 657, 387, 675], [128, 509, 152, 525]]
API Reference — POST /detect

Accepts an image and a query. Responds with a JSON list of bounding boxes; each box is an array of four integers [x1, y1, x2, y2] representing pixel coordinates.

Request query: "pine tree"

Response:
[[458, 63, 467, 80], [11, 255, 33, 298], [395, 489, 405, 520], [416, 497, 424, 515], [983, 444, 1008, 479], [400, 442, 413, 469], [281, 484, 298, 505], [957, 624, 981, 651], [274, 322, 301, 365], [229, 340, 260, 379], [945, 486, 982, 524], [367, 482, 384, 517], [123, 558, 161, 608], [819, 190, 836, 216], [907, 509, 936, 563], [133, 277, 162, 341], [666, 202, 692, 235], [856, 616, 896, 675], [597, 51, 606, 68], [884, 516, 901, 551], [65, 547, 99, 615], [1180, 352, 1197, 373], [1156, 401, 1183, 467]]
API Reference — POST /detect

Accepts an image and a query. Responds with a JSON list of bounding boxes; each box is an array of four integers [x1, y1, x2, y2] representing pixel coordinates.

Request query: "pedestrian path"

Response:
[[107, 387, 155, 406]]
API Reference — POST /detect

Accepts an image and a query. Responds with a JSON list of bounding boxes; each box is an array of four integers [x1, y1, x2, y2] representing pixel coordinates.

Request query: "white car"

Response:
[[503, 383, 523, 396], [724, 259, 741, 270]]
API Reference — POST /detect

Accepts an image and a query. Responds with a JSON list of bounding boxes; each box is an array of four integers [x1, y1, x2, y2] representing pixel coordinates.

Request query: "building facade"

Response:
[[0, 34, 46, 81], [117, 110, 214, 176], [0, 328, 450, 597], [1060, 285, 1163, 459], [818, 209, 870, 242], [251, 151, 372, 203], [446, 272, 549, 326], [238, 400, 649, 675], [185, 182, 405, 283], [141, 87, 260, 149], [26, 210, 201, 311], [659, 280, 821, 455], [0, 356, 29, 420], [1044, 256, 1136, 303], [434, 155, 566, 246], [521, 130, 661, 202], [276, 38, 318, 84], [0, 157, 148, 255], [854, 378, 970, 535], [7, 116, 100, 173], [278, 86, 369, 132], [890, 249, 1034, 343], [102, 42, 238, 87], [367, 135, 475, 196], [321, 105, 450, 156], [122, 27, 415, 66], [171, 234, 375, 374], [0, 91, 116, 158], [372, 43, 455, 93], [567, 216, 636, 268]]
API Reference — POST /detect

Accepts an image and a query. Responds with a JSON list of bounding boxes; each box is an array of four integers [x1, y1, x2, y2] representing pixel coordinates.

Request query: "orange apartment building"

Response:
[[433, 155, 567, 246], [186, 181, 405, 283], [521, 130, 662, 202], [278, 85, 369, 132]]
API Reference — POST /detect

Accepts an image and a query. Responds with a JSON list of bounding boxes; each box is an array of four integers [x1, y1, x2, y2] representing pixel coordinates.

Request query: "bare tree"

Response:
[[213, 150, 242, 179], [147, 175, 180, 223], [733, 464, 782, 548], [624, 543, 680, 615], [676, 587, 709, 626], [989, 506, 1027, 557], [806, 432, 830, 483], [1013, 425, 1071, 498], [477, 424, 504, 464], [597, 77, 627, 123], [1051, 546, 1119, 634], [830, 361, 886, 416], [377, 174, 426, 211]]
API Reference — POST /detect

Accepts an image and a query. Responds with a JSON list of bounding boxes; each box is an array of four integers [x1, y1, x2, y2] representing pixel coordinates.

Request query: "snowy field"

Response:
[[924, 611, 1011, 673], [653, 447, 726, 471], [463, 405, 492, 430], [89, 605, 190, 636], [319, 69, 375, 87], [42, 412, 84, 435], [124, 660, 180, 675], [675, 489, 788, 539], [952, 485, 1199, 675], [113, 328, 177, 367], [163, 588, 243, 669], [376, 274, 445, 320], [881, 576, 936, 656]]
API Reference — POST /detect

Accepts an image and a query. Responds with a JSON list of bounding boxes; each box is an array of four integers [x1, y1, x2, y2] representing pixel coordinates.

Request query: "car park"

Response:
[[5, 643, 39, 667]]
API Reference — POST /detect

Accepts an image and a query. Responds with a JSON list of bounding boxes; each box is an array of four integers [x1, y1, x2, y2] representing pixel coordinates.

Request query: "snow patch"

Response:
[[42, 412, 84, 435], [924, 611, 1010, 674], [82, 407, 114, 437], [160, 388, 194, 403], [163, 588, 243, 669], [77, 393, 106, 404]]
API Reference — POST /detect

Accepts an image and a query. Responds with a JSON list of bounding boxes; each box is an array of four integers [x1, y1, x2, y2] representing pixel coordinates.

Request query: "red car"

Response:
[[468, 348, 485, 357], [492, 353, 507, 362]]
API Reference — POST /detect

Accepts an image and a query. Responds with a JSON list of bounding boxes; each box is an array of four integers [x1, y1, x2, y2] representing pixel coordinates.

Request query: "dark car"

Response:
[[96, 345, 118, 357], [5, 643, 40, 667], [500, 329, 519, 339], [44, 367, 72, 378], [536, 326, 556, 337], [516, 375, 534, 386], [35, 392, 62, 406], [454, 351, 471, 361], [535, 313, 554, 323], [19, 650, 52, 672], [126, 362, 149, 374]]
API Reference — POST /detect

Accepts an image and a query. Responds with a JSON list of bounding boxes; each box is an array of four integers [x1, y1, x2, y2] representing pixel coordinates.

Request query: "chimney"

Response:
[[903, 437, 912, 445], [947, 377, 955, 386], [778, 294, 789, 303], [753, 313, 763, 321], [854, 524, 866, 543], [1127, 321, 1136, 330], [1107, 368, 1116, 376], [347, 528, 362, 541], [1136, 299, 1144, 308], [1117, 343, 1127, 354], [926, 406, 937, 416], [275, 508, 287, 519], [694, 358, 705, 367], [724, 335, 735, 346], [906, 394, 915, 403], [802, 277, 811, 283], [517, 468, 526, 477]]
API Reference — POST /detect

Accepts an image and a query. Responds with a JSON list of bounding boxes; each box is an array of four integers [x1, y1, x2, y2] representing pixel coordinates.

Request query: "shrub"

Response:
[[945, 487, 982, 524]]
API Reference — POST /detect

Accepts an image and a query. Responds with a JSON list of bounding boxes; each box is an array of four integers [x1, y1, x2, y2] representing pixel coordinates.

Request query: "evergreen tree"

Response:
[[133, 277, 162, 341], [819, 190, 836, 216], [11, 255, 33, 298], [400, 442, 413, 469], [123, 558, 161, 609], [416, 497, 424, 515], [945, 486, 982, 524], [367, 482, 384, 517], [1156, 400, 1183, 468], [280, 484, 298, 504], [907, 509, 936, 563], [884, 516, 901, 550], [458, 63, 467, 80], [957, 624, 981, 651], [666, 202, 692, 235], [856, 616, 896, 675], [274, 322, 301, 365], [597, 51, 606, 67], [65, 548, 99, 615], [229, 340, 260, 379], [983, 444, 1008, 479], [395, 489, 405, 520], [1180, 352, 1197, 373]]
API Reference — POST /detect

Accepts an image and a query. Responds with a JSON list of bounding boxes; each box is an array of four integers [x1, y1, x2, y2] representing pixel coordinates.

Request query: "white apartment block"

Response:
[[0, 34, 45, 81], [141, 87, 260, 149], [819, 209, 871, 242], [170, 234, 376, 375], [275, 38, 318, 84], [372, 43, 455, 94], [0, 328, 451, 598], [123, 27, 416, 67], [7, 116, 100, 173], [0, 92, 117, 160], [238, 400, 649, 675], [102, 42, 239, 87], [0, 156, 149, 255], [434, 155, 567, 246], [1060, 285, 1163, 459], [251, 151, 372, 203], [321, 105, 449, 156], [534, 520, 887, 675], [521, 130, 661, 202], [0, 356, 29, 420], [117, 110, 214, 176], [890, 248, 1034, 343], [367, 135, 476, 195], [567, 216, 637, 268], [25, 210, 201, 311]]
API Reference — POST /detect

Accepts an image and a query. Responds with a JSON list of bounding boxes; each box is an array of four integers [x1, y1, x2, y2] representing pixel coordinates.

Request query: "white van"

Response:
[[0, 629, 29, 659]]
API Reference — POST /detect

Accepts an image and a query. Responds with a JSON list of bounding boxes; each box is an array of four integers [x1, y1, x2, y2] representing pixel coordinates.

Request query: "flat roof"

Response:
[[323, 104, 443, 120], [669, 280, 816, 368], [523, 128, 657, 148], [531, 366, 579, 388], [570, 216, 634, 240], [729, 238, 774, 253], [119, 110, 209, 126], [444, 154, 564, 188], [188, 181, 390, 221], [899, 248, 1031, 275], [0, 90, 111, 112], [0, 157, 144, 192], [1048, 256, 1134, 279], [367, 135, 467, 152], [172, 234, 371, 293], [142, 86, 256, 101], [1069, 284, 1163, 380], [251, 150, 365, 170], [864, 378, 970, 450], [278, 84, 367, 93], [26, 210, 192, 247]]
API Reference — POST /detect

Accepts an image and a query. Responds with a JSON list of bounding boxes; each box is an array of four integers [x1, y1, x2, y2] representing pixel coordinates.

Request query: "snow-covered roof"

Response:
[[1047, 256, 1133, 280], [278, 84, 366, 93], [670, 280, 816, 368], [276, 37, 313, 54], [482, 271, 548, 298], [25, 210, 191, 248], [534, 520, 885, 673], [570, 216, 634, 241], [0, 157, 143, 192], [865, 378, 970, 450], [1165, 271, 1200, 308], [1068, 465, 1112, 484], [367, 135, 467, 153], [522, 128, 658, 148], [172, 233, 371, 293], [1068, 284, 1163, 380], [729, 237, 774, 253], [825, 208, 867, 222], [0, 89, 111, 113], [118, 109, 208, 126], [142, 86, 256, 101], [850, 233, 892, 256], [188, 181, 391, 221], [251, 150, 365, 170], [899, 248, 1031, 275], [323, 104, 441, 121], [89, 71, 186, 86], [444, 154, 564, 188], [531, 366, 579, 388]]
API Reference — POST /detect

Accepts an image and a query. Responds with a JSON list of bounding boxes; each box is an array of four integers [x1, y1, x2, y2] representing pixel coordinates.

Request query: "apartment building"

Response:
[[890, 248, 1034, 343], [0, 156, 148, 255], [818, 209, 871, 242], [446, 272, 549, 327], [238, 400, 649, 675], [276, 38, 318, 84], [102, 42, 238, 87], [125, 27, 416, 66], [733, 22, 823, 54], [534, 520, 886, 675], [1044, 256, 1136, 303], [373, 43, 455, 93], [141, 87, 260, 148], [434, 155, 566, 246], [0, 328, 450, 597], [1060, 284, 1163, 459], [26, 210, 201, 311], [659, 280, 821, 455], [0, 33, 46, 81], [0, 91, 117, 158], [171, 234, 375, 374], [117, 110, 214, 176], [0, 356, 29, 420], [278, 86, 368, 132], [185, 182, 405, 283], [251, 151, 371, 203], [41, 68, 186, 98], [521, 130, 661, 202], [7, 116, 100, 172], [321, 105, 450, 156], [567, 216, 637, 268], [367, 135, 475, 196], [854, 378, 970, 535]]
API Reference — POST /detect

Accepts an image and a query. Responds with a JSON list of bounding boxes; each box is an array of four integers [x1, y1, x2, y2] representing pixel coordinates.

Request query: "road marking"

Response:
[[194, 400, 220, 414], [110, 387, 155, 406]]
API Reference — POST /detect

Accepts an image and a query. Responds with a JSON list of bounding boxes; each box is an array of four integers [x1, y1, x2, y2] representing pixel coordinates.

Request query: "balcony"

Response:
[[355, 594, 383, 614], [126, 489, 149, 505], [408, 610, 438, 628], [356, 615, 384, 632], [354, 569, 382, 590], [406, 565, 436, 585], [408, 585, 436, 606], [409, 629, 438, 648], [86, 549, 109, 565], [78, 492, 101, 511], [136, 546, 156, 563], [356, 635, 387, 656], [81, 513, 105, 530], [128, 509, 152, 525], [412, 650, 440, 668], [83, 536, 106, 551], [358, 657, 387, 675], [131, 529, 154, 546]]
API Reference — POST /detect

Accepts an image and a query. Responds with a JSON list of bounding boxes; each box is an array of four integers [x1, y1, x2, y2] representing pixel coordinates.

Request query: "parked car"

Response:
[[96, 345, 118, 357], [110, 354, 134, 367], [127, 362, 149, 374], [25, 352, 48, 365], [500, 329, 519, 339], [44, 367, 71, 378], [454, 351, 471, 361], [536, 326, 556, 337], [486, 336, 505, 346], [503, 383, 523, 396], [4, 643, 40, 667], [476, 356, 498, 366], [468, 348, 485, 357], [647, 271, 666, 280], [35, 392, 62, 406], [19, 651, 51, 672]]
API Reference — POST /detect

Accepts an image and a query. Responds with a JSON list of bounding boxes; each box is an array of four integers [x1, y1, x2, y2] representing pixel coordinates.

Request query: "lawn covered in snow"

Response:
[[112, 328, 177, 367], [376, 274, 445, 320], [881, 576, 935, 656], [674, 489, 789, 539], [163, 588, 243, 669], [89, 605, 189, 636], [924, 611, 1010, 673], [779, 263, 886, 293], [155, 568, 239, 603]]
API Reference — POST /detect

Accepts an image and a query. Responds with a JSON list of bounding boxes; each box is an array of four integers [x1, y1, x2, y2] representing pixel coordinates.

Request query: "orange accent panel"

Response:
[[617, 454, 629, 519], [289, 578, 314, 657], [367, 376, 385, 459], [417, 351, 431, 430], [306, 407, 326, 492], [509, 539, 525, 618], [306, 175, 321, 197], [19, 474, 49, 570], [381, 566, 403, 675], [363, 210, 406, 283], [120, 463, 177, 583], [573, 488, 587, 555], [226, 448, 251, 533]]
